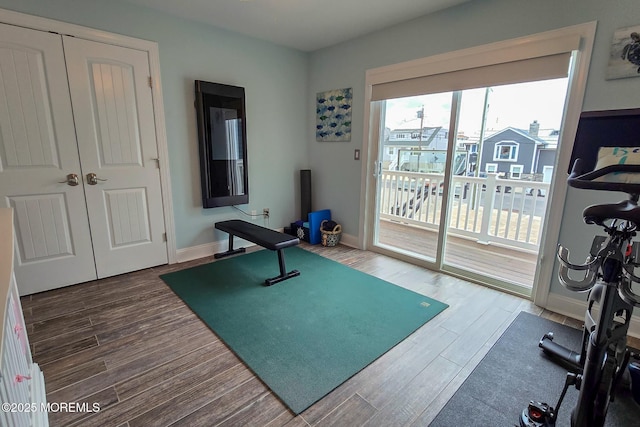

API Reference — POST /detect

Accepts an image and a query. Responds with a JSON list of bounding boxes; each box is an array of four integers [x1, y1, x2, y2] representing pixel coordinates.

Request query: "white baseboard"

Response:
[[546, 292, 640, 339], [176, 226, 293, 263], [176, 231, 360, 264], [176, 239, 256, 263], [339, 233, 359, 248]]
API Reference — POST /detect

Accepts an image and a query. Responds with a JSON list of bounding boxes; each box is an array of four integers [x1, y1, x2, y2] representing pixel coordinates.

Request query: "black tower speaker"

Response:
[[300, 169, 312, 220]]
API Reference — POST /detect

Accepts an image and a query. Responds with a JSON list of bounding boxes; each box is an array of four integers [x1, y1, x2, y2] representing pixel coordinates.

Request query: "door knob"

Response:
[[86, 173, 108, 185], [58, 173, 79, 186]]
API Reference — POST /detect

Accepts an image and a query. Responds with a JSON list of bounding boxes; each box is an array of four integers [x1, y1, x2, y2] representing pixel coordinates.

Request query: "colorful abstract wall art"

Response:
[[316, 88, 352, 142]]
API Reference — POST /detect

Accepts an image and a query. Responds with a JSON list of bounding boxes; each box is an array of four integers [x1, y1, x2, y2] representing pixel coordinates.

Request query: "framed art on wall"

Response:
[[606, 24, 640, 80], [316, 88, 352, 142]]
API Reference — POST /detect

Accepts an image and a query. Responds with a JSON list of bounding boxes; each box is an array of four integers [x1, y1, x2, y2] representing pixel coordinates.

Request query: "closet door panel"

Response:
[[0, 23, 97, 294], [63, 36, 168, 278]]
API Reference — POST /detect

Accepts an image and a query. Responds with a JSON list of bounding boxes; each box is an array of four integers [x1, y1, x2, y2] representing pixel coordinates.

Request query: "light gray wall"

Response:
[[0, 0, 309, 250], [307, 0, 640, 297]]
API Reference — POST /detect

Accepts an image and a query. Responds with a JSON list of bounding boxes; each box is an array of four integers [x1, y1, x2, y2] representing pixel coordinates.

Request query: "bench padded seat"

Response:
[[214, 220, 300, 286], [215, 220, 299, 250]]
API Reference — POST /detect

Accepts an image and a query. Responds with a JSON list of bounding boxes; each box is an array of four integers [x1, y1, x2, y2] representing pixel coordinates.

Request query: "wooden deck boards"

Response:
[[378, 219, 537, 288]]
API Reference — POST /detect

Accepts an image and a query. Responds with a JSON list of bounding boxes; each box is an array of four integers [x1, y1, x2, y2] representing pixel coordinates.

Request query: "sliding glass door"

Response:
[[372, 67, 568, 295], [362, 23, 596, 302], [369, 78, 569, 296], [373, 92, 456, 264], [441, 79, 568, 294]]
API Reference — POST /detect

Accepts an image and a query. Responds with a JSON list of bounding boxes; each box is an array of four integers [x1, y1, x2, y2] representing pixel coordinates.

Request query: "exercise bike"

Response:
[[520, 158, 640, 427]]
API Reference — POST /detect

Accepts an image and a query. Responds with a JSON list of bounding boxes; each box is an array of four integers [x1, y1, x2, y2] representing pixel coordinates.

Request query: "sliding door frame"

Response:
[[358, 22, 597, 304]]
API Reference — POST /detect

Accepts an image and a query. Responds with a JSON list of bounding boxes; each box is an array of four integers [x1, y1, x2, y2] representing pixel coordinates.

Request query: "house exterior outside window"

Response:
[[486, 163, 498, 173], [510, 164, 524, 179], [494, 141, 519, 161]]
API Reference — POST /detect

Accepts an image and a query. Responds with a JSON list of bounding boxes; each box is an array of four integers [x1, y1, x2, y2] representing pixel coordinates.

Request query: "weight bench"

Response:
[[214, 219, 300, 286]]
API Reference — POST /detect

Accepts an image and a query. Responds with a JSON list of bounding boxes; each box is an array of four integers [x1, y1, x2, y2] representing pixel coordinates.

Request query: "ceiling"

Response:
[[121, 0, 472, 52]]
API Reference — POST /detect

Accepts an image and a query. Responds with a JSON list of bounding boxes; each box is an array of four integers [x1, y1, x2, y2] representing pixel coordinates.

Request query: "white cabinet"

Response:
[[0, 208, 48, 426]]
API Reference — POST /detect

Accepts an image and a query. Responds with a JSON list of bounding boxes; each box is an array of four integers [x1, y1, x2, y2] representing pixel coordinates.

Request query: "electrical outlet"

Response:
[[263, 208, 270, 218], [251, 210, 257, 216]]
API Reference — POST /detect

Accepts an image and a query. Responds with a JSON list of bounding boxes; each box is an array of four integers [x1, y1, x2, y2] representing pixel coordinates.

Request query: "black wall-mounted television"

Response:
[[195, 80, 249, 208]]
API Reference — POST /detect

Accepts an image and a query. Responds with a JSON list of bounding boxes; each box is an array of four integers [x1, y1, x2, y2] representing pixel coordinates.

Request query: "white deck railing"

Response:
[[379, 171, 550, 252]]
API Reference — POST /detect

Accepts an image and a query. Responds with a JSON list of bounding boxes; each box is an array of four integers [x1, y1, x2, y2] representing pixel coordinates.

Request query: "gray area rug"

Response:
[[430, 311, 639, 426]]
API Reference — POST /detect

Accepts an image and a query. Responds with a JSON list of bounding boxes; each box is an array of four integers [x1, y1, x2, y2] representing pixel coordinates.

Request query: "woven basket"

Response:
[[320, 220, 342, 247]]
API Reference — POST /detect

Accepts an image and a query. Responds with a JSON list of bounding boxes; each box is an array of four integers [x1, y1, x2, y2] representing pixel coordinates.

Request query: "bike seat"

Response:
[[584, 199, 640, 226]]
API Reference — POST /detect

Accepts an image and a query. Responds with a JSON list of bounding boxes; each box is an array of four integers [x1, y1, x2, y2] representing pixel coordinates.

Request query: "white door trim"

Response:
[[0, 7, 177, 264]]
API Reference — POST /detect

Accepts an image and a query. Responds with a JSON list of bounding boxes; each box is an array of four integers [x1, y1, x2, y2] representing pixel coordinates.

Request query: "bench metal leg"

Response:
[[214, 234, 246, 259], [264, 249, 300, 286]]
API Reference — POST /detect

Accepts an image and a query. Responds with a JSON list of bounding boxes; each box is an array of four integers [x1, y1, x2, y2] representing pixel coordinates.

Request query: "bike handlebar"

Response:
[[557, 241, 640, 306], [561, 158, 640, 305], [619, 278, 640, 307], [568, 158, 640, 194], [557, 245, 598, 292], [622, 262, 640, 306]]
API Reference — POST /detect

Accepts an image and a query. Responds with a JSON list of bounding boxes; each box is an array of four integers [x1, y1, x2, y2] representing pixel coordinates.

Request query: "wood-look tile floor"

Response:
[[20, 244, 638, 426]]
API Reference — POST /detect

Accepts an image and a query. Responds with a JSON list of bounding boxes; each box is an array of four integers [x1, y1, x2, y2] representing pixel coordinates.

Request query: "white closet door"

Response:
[[63, 36, 168, 278], [0, 23, 97, 294]]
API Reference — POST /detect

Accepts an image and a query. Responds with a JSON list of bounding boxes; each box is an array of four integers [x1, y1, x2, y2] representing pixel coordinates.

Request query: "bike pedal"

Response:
[[520, 401, 555, 427]]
